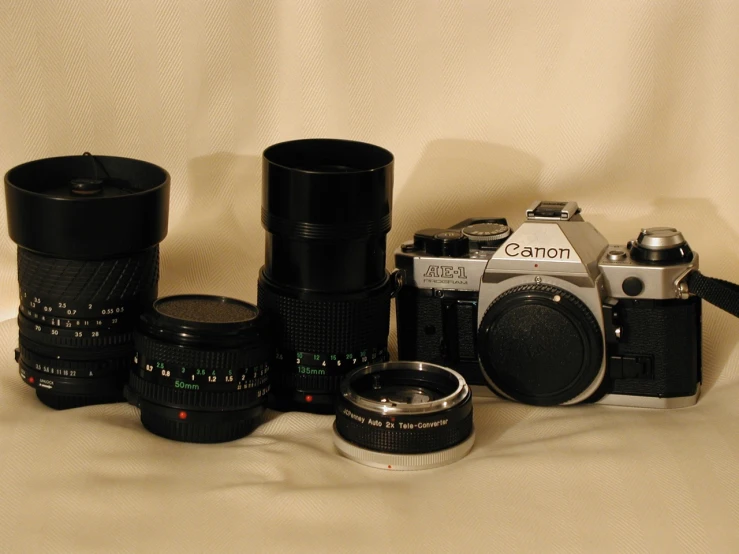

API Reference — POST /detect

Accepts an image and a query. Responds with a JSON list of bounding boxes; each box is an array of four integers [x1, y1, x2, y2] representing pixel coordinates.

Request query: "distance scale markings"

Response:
[[19, 304, 129, 329], [275, 346, 389, 376], [135, 353, 270, 393], [19, 290, 131, 318]]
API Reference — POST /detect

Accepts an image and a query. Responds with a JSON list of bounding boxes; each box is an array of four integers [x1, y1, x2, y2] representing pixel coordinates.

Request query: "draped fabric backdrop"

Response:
[[1, 1, 738, 552]]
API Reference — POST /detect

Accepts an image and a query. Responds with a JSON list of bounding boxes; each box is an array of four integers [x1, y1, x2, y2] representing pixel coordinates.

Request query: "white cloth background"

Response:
[[1, 1, 738, 552]]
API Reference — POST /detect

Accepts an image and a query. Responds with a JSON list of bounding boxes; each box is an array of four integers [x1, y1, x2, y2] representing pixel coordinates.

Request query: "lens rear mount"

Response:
[[333, 362, 474, 470]]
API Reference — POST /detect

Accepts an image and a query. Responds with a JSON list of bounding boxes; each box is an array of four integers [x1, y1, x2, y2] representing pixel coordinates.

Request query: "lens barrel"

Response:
[[5, 154, 169, 409], [126, 295, 271, 443], [258, 139, 394, 413], [333, 362, 475, 470]]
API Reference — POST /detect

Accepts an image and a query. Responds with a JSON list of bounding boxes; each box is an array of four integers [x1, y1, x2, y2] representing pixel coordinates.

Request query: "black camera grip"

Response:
[[687, 271, 739, 318]]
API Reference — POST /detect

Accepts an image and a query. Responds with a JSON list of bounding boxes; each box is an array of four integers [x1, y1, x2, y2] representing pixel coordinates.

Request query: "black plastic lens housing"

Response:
[[5, 154, 169, 409], [257, 139, 394, 413], [126, 295, 271, 443], [333, 362, 474, 470]]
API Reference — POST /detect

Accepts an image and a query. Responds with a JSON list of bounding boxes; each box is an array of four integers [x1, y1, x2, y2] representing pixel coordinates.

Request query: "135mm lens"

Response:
[[257, 139, 394, 413]]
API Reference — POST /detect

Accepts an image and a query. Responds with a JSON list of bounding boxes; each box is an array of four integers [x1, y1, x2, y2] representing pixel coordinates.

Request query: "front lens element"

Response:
[[333, 362, 475, 470]]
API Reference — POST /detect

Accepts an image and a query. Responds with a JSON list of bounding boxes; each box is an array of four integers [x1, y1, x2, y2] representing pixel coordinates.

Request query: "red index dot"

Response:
[[28, 377, 35, 384], [305, 395, 314, 403], [178, 411, 187, 420]]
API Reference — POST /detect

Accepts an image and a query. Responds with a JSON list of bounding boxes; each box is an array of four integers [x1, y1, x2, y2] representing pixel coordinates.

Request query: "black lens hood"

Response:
[[262, 138, 393, 240], [5, 154, 169, 258]]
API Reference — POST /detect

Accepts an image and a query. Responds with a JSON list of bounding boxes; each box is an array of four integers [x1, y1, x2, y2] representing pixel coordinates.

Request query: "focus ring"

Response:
[[18, 246, 159, 317], [257, 278, 392, 353], [129, 372, 269, 410], [135, 334, 267, 370]]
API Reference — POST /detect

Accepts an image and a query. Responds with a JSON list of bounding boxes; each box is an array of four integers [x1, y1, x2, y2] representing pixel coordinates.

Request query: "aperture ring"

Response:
[[19, 363, 126, 397], [18, 342, 131, 378], [262, 209, 391, 240]]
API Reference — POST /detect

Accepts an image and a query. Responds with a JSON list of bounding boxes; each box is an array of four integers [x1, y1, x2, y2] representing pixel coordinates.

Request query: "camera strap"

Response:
[[686, 271, 739, 318]]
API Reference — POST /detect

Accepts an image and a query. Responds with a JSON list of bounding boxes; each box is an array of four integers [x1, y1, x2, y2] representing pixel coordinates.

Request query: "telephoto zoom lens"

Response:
[[125, 295, 271, 443], [4, 154, 169, 409], [258, 139, 395, 413], [333, 362, 475, 470]]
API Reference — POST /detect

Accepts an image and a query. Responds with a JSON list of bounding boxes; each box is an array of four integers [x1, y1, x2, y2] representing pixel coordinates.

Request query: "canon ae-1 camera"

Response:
[[395, 201, 702, 408]]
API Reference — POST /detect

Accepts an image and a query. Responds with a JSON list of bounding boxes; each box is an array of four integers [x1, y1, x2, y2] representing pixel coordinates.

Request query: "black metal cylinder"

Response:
[[258, 139, 394, 413]]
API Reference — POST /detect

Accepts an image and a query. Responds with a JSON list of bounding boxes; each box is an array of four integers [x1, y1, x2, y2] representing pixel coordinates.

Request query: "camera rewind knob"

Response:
[[413, 229, 470, 257]]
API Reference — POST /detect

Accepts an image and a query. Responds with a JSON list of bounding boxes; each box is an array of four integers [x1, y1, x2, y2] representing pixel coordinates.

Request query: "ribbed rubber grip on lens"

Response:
[[256, 279, 392, 354], [18, 247, 159, 308], [134, 334, 265, 370]]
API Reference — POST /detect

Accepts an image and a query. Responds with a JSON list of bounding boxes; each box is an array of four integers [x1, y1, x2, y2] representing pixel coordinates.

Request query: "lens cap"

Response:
[[139, 295, 265, 348]]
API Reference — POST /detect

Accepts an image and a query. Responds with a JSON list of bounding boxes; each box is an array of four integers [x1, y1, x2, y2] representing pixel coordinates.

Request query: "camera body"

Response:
[[395, 217, 512, 387], [395, 201, 702, 408]]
